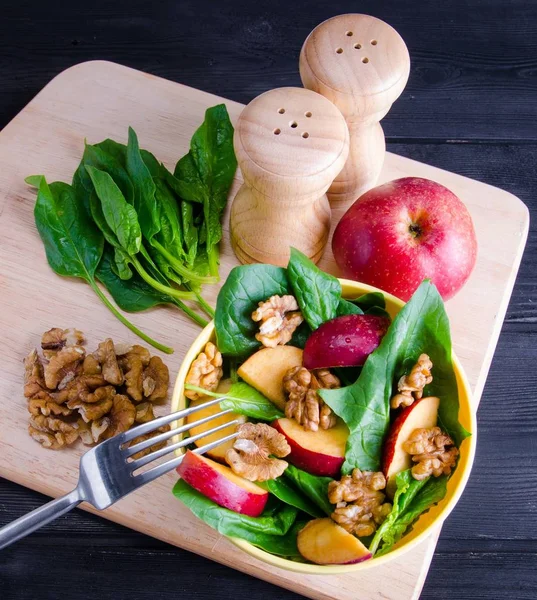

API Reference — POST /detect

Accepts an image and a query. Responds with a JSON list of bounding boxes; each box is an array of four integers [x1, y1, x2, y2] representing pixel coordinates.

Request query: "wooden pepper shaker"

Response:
[[300, 14, 410, 203], [230, 87, 349, 266]]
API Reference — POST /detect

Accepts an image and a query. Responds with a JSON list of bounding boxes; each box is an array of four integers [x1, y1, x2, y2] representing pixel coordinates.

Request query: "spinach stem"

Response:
[[207, 245, 220, 280], [152, 240, 218, 285], [171, 299, 209, 328], [131, 256, 195, 300], [88, 278, 174, 354], [184, 282, 215, 318], [194, 291, 215, 318]]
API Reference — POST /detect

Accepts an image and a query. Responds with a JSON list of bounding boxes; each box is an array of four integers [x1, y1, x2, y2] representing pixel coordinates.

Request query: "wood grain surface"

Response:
[[0, 2, 536, 599], [0, 59, 528, 600]]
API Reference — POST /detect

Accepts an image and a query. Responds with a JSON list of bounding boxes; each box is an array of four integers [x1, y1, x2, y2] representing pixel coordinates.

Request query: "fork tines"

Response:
[[119, 395, 240, 485]]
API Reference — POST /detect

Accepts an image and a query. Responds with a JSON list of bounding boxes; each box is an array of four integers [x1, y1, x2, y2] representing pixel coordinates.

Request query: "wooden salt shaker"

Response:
[[300, 14, 410, 203], [230, 87, 349, 266]]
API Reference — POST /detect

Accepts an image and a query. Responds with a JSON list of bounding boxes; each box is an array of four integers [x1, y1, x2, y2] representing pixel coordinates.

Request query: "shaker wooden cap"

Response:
[[234, 87, 349, 180], [300, 14, 410, 101]]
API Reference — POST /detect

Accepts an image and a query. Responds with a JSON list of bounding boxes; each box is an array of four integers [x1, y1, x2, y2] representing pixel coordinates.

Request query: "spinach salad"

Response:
[[174, 249, 470, 563]]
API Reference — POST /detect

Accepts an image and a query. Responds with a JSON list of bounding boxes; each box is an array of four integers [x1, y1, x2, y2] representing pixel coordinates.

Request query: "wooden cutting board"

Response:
[[0, 61, 528, 600]]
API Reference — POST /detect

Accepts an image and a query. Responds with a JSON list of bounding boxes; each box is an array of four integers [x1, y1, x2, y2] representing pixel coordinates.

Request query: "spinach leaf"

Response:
[[282, 465, 334, 516], [290, 321, 312, 349], [173, 479, 301, 557], [181, 201, 198, 263], [153, 178, 183, 255], [96, 246, 173, 311], [337, 299, 364, 316], [126, 127, 160, 241], [33, 177, 103, 281], [320, 280, 469, 473], [370, 470, 447, 556], [258, 478, 324, 518], [140, 149, 162, 177], [85, 166, 142, 256], [215, 264, 290, 356], [29, 175, 172, 353], [173, 153, 206, 203], [89, 191, 121, 249], [337, 293, 390, 318], [113, 247, 134, 280], [354, 292, 386, 311], [95, 138, 128, 165], [333, 366, 362, 387], [184, 382, 284, 421], [82, 142, 134, 203], [174, 104, 237, 277], [287, 248, 341, 330]]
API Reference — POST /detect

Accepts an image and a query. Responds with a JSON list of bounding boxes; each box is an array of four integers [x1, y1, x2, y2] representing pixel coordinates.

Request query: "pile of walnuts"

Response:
[[23, 328, 169, 453]]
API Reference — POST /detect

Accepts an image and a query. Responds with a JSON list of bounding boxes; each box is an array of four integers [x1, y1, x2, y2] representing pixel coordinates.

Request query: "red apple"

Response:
[[177, 450, 268, 516], [303, 314, 390, 370], [382, 396, 440, 497], [332, 177, 477, 301], [272, 418, 348, 477], [297, 518, 372, 564]]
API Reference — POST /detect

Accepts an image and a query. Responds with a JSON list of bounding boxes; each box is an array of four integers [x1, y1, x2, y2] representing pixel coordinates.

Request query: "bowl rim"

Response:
[[170, 279, 477, 574]]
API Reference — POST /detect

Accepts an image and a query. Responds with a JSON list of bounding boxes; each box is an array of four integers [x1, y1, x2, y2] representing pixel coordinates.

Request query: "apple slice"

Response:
[[237, 345, 303, 410], [177, 450, 268, 517], [186, 379, 247, 462], [303, 314, 390, 370], [382, 396, 440, 497], [272, 417, 348, 477], [297, 518, 372, 564]]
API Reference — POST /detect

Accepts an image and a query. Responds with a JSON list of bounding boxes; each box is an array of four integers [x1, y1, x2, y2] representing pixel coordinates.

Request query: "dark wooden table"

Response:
[[1, 1, 536, 598]]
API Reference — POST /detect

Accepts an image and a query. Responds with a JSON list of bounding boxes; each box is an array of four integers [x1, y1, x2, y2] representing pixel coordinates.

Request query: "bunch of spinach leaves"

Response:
[[27, 105, 237, 351]]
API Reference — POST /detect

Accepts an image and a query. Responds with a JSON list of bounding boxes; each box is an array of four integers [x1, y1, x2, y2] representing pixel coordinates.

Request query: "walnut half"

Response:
[[391, 354, 433, 409], [225, 423, 290, 482], [252, 295, 304, 348], [328, 469, 392, 538], [283, 366, 340, 431], [184, 342, 223, 400], [403, 426, 459, 480]]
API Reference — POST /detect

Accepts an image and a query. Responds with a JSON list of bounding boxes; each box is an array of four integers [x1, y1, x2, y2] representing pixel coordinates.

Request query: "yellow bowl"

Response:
[[171, 279, 477, 574]]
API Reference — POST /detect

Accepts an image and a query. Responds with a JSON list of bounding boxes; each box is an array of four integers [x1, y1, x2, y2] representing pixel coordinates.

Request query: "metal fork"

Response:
[[0, 398, 238, 550]]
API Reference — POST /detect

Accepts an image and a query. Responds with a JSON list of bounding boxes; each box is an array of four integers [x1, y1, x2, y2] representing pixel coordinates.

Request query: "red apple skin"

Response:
[[303, 314, 390, 370], [272, 419, 345, 478], [332, 177, 477, 301], [177, 451, 268, 517]]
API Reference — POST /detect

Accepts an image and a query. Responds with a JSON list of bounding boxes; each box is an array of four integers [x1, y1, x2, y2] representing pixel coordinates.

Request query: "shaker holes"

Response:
[[278, 108, 285, 114], [302, 132, 309, 138], [336, 47, 343, 54], [354, 43, 362, 49], [305, 111, 312, 117], [362, 57, 369, 63], [346, 31, 353, 36], [371, 39, 378, 45], [273, 128, 281, 135], [290, 121, 298, 128]]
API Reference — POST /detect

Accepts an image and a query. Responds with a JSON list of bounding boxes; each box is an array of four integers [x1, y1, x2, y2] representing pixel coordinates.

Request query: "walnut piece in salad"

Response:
[[252, 294, 304, 348], [283, 366, 340, 431]]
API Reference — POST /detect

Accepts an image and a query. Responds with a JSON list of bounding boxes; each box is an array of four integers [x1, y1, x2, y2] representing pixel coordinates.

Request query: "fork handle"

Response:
[[0, 488, 82, 551]]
